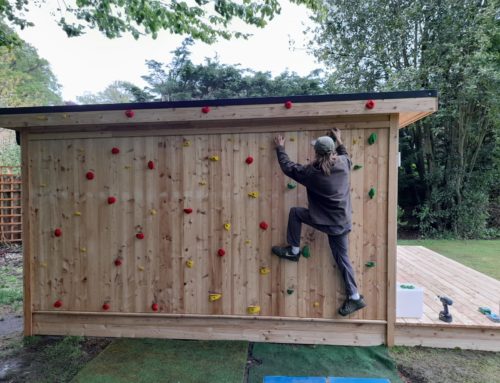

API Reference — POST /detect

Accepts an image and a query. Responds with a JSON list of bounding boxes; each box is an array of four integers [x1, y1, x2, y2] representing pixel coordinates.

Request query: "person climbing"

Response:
[[271, 128, 366, 316]]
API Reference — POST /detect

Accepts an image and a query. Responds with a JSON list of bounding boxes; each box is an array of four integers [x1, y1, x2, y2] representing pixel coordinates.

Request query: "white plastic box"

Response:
[[396, 283, 424, 318]]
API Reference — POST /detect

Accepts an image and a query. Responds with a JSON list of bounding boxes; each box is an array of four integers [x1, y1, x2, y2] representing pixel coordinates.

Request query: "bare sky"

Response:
[[16, 1, 322, 101]]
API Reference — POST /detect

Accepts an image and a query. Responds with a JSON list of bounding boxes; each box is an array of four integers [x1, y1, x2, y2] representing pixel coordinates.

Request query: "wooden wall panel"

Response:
[[29, 125, 390, 322]]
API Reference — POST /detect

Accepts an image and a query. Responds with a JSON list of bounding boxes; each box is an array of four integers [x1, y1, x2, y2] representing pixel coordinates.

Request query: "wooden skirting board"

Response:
[[32, 312, 386, 346], [395, 324, 500, 352]]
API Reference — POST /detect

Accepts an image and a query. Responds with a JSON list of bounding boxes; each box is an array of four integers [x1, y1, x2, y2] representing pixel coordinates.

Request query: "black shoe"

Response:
[[338, 295, 366, 316], [271, 245, 301, 262]]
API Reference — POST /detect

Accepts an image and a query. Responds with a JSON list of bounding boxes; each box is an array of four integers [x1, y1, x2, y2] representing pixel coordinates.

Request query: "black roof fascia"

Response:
[[0, 90, 437, 116]]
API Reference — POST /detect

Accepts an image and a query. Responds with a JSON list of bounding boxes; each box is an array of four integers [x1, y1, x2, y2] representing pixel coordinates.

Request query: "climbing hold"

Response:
[[400, 284, 415, 289], [152, 303, 159, 312], [125, 109, 135, 118], [182, 140, 191, 147], [114, 258, 123, 266], [54, 228, 62, 237], [259, 267, 270, 275], [284, 100, 293, 109], [365, 99, 375, 109], [136, 232, 145, 240], [365, 261, 377, 268], [40, 183, 47, 187], [184, 208, 193, 214], [287, 182, 297, 189], [302, 245, 311, 258], [36, 115, 48, 121], [368, 187, 376, 199], [74, 211, 82, 216], [287, 288, 294, 295], [487, 313, 500, 323], [201, 106, 211, 114], [199, 180, 207, 186], [478, 307, 492, 315], [245, 156, 254, 165], [40, 262, 47, 268], [107, 196, 117, 204], [150, 208, 157, 215], [209, 293, 222, 302], [368, 132, 377, 145], [147, 160, 155, 169], [259, 146, 266, 150], [247, 305, 261, 315], [290, 137, 296, 142], [217, 248, 226, 257], [353, 164, 363, 170], [86, 171, 95, 180], [259, 221, 269, 230], [124, 165, 131, 170], [248, 191, 259, 198], [102, 303, 110, 311], [313, 301, 320, 308], [186, 259, 194, 268], [111, 147, 120, 154], [352, 138, 358, 145], [53, 300, 63, 308], [224, 223, 231, 231], [209, 155, 219, 161], [245, 239, 252, 245], [138, 266, 145, 271], [79, 247, 87, 253]]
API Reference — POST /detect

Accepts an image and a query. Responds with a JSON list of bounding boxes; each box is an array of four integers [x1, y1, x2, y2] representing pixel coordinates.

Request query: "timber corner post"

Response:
[[0, 90, 437, 346]]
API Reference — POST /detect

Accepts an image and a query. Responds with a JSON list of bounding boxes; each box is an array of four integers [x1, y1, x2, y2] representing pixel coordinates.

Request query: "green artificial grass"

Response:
[[71, 339, 248, 383], [398, 239, 500, 280], [247, 343, 402, 383]]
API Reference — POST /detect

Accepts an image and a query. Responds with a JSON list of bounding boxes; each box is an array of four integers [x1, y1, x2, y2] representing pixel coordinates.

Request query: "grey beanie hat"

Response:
[[313, 136, 335, 155]]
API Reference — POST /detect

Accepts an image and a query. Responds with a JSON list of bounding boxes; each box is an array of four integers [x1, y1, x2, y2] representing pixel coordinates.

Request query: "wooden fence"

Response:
[[0, 166, 22, 243]]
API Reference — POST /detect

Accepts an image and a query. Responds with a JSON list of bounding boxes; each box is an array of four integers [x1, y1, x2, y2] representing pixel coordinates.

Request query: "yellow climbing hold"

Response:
[[352, 138, 358, 145], [124, 165, 131, 169], [209, 155, 219, 161], [182, 140, 191, 147], [248, 191, 259, 198], [199, 180, 207, 186], [150, 208, 157, 216], [36, 115, 48, 121], [138, 266, 145, 271], [74, 211, 82, 216], [209, 293, 222, 302], [224, 223, 231, 231], [290, 137, 296, 142], [313, 301, 320, 308], [259, 267, 270, 275], [259, 146, 266, 150], [245, 239, 252, 245], [79, 247, 87, 253], [63, 113, 70, 119], [186, 259, 194, 268], [40, 183, 47, 187], [40, 262, 47, 268], [247, 305, 261, 315]]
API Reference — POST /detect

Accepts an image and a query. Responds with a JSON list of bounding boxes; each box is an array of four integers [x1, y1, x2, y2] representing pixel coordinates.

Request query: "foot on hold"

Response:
[[338, 295, 366, 316], [271, 245, 300, 262]]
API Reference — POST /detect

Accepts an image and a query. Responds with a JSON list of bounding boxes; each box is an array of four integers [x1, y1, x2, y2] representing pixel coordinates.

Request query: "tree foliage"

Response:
[[0, 0, 324, 47], [311, 0, 499, 238]]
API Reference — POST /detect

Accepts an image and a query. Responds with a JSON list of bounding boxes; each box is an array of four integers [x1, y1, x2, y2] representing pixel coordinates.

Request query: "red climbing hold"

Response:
[[184, 208, 193, 214], [245, 156, 254, 165], [217, 248, 226, 257], [259, 221, 269, 230], [114, 258, 122, 266], [284, 100, 293, 109], [54, 228, 62, 237], [365, 99, 375, 109], [201, 106, 210, 114], [152, 303, 159, 312], [86, 171, 95, 180], [107, 196, 116, 204], [125, 109, 135, 118], [148, 160, 155, 170], [53, 300, 62, 308], [111, 147, 120, 154], [136, 232, 145, 240], [102, 303, 110, 311]]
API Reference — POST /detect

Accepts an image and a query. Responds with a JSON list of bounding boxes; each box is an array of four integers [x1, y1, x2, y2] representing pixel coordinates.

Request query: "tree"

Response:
[[76, 81, 139, 104], [0, 23, 62, 107], [311, 0, 500, 238], [0, 0, 324, 48]]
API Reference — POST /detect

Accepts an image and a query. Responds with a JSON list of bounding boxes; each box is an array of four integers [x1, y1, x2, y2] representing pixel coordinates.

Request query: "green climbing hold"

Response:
[[400, 284, 415, 289], [353, 164, 363, 170], [479, 307, 491, 315], [287, 182, 297, 189], [287, 288, 294, 295], [368, 187, 376, 199], [365, 261, 376, 268], [368, 132, 377, 145], [302, 245, 310, 258]]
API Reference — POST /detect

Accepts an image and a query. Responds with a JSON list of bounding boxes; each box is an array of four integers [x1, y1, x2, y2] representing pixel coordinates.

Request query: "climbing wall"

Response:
[[29, 127, 388, 320]]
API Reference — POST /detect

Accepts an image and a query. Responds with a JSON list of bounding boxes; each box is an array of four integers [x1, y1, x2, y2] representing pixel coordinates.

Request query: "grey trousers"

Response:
[[286, 207, 359, 296]]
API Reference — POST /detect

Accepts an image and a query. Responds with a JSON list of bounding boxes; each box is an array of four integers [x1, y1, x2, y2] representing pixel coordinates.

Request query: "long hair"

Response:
[[312, 151, 337, 176]]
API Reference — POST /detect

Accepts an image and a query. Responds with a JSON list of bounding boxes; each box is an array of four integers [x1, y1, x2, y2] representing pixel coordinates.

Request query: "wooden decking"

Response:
[[395, 246, 500, 351]]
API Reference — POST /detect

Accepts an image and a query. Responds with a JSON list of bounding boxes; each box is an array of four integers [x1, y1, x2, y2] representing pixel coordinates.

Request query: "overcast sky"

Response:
[[16, 1, 323, 101]]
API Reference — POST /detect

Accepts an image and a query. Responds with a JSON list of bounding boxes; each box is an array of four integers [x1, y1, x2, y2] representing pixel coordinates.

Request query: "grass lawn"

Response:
[[397, 239, 500, 280]]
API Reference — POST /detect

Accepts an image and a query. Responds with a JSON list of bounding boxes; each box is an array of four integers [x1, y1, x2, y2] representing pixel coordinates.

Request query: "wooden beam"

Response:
[[0, 97, 437, 129]]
